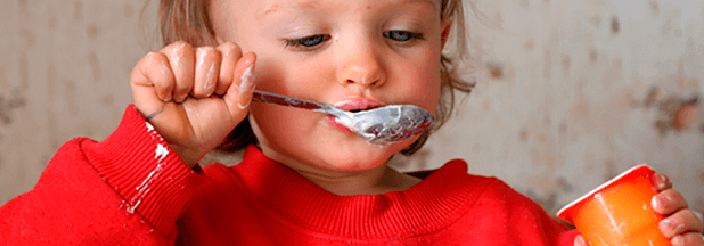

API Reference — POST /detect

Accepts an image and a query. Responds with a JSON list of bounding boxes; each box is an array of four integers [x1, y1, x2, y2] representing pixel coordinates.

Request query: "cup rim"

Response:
[[556, 164, 653, 223]]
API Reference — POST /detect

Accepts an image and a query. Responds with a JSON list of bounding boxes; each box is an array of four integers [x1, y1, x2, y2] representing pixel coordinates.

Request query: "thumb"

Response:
[[224, 52, 257, 121], [130, 51, 174, 118]]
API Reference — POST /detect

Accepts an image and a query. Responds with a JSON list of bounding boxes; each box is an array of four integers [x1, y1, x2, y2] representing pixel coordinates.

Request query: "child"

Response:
[[1, 0, 703, 245]]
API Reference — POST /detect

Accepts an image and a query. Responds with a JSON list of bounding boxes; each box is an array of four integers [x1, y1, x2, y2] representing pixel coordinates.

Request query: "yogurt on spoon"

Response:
[[250, 90, 434, 145]]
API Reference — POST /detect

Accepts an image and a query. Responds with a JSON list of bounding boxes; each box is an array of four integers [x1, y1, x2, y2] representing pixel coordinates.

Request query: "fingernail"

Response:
[[652, 195, 668, 211], [659, 219, 677, 232], [658, 174, 667, 189], [224, 45, 234, 57], [675, 236, 687, 245], [242, 54, 254, 66]]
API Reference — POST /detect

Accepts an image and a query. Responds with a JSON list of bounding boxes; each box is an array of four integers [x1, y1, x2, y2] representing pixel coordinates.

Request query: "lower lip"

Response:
[[327, 116, 353, 133]]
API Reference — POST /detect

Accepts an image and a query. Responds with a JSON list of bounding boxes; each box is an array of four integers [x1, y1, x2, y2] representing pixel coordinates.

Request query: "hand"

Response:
[[130, 41, 256, 166], [574, 172, 704, 246], [650, 173, 704, 245]]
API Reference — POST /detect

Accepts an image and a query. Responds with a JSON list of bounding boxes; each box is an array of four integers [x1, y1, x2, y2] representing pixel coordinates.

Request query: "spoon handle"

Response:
[[251, 90, 337, 111]]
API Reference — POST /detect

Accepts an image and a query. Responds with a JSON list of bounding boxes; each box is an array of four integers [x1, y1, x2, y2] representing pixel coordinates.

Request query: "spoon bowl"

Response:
[[333, 105, 433, 144], [251, 90, 434, 144]]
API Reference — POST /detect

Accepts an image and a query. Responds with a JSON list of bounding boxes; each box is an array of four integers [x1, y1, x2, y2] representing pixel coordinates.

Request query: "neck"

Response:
[[261, 147, 420, 196]]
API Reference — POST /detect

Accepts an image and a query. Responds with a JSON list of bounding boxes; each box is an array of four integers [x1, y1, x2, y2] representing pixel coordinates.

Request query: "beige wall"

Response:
[[1, 0, 703, 215], [0, 0, 158, 203]]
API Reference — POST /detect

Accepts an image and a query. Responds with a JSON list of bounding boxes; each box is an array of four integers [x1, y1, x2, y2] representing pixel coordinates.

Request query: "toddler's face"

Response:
[[211, 0, 449, 170]]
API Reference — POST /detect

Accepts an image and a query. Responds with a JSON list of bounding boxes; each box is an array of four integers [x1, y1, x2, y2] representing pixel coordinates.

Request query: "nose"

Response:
[[336, 42, 386, 89]]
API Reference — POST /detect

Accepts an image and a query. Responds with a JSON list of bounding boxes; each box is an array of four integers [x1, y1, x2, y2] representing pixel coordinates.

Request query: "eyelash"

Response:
[[283, 31, 425, 50], [384, 31, 425, 42], [284, 34, 332, 50]]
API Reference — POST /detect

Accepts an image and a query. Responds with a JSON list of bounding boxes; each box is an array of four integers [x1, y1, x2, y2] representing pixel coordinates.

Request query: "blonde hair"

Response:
[[158, 0, 475, 155]]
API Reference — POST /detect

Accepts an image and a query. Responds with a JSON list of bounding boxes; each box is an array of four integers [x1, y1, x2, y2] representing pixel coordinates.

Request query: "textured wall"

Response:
[[0, 0, 159, 204], [1, 0, 703, 216], [392, 0, 704, 214]]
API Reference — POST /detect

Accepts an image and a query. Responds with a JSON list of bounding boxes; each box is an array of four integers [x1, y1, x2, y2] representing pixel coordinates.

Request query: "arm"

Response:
[[0, 106, 200, 245], [0, 40, 256, 245]]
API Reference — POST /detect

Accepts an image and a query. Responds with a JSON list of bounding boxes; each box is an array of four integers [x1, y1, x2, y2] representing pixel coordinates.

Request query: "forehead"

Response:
[[258, 0, 438, 17]]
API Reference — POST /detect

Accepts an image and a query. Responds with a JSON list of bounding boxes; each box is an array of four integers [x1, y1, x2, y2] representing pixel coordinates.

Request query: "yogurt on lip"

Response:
[[326, 115, 353, 133]]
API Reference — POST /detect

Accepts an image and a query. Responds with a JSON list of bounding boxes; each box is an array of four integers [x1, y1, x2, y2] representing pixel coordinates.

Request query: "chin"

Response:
[[315, 138, 413, 171], [320, 155, 389, 171]]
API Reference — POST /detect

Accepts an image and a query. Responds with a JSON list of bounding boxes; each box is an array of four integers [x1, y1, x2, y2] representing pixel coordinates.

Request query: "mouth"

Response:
[[326, 98, 386, 133], [333, 98, 386, 113]]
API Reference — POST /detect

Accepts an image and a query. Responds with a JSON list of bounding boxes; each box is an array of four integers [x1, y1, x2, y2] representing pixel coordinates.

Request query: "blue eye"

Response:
[[284, 34, 331, 49], [384, 31, 424, 42]]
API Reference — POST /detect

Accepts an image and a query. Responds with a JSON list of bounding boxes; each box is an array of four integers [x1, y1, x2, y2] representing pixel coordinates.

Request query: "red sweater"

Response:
[[0, 105, 579, 245]]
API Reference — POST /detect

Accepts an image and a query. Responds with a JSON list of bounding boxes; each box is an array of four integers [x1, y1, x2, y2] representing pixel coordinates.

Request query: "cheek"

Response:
[[249, 104, 311, 149], [247, 50, 334, 99], [393, 53, 443, 114], [246, 53, 287, 92]]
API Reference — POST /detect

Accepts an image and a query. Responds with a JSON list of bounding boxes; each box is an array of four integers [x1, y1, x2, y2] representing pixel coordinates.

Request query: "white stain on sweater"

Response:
[[155, 143, 170, 162], [127, 132, 170, 213], [145, 121, 165, 142], [128, 162, 163, 214]]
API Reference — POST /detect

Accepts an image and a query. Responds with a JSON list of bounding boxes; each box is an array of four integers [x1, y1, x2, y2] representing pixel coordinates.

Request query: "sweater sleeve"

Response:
[[0, 105, 201, 245]]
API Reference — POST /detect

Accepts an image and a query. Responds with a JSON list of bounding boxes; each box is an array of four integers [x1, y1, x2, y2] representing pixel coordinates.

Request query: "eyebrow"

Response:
[[260, 0, 437, 18]]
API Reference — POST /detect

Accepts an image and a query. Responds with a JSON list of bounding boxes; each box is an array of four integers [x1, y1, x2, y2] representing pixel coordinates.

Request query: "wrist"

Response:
[[168, 144, 205, 167]]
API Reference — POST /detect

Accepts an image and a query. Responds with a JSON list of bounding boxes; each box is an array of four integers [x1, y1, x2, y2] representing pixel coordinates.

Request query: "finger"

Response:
[[652, 172, 673, 191], [670, 232, 704, 246], [193, 47, 221, 98], [130, 51, 174, 116], [659, 210, 704, 238], [223, 52, 256, 118], [653, 189, 688, 215], [216, 42, 242, 95], [161, 41, 195, 102]]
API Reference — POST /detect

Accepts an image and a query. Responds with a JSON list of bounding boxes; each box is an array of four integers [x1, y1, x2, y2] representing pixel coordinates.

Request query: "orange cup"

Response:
[[557, 165, 671, 246]]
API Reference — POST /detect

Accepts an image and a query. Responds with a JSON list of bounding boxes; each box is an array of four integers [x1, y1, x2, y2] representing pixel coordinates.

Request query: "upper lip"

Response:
[[333, 98, 386, 111]]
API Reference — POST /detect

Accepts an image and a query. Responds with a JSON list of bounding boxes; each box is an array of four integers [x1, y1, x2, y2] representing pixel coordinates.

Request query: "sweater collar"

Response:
[[229, 145, 485, 238]]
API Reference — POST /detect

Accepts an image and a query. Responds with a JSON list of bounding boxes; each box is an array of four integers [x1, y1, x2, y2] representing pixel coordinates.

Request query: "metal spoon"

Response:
[[251, 90, 434, 144]]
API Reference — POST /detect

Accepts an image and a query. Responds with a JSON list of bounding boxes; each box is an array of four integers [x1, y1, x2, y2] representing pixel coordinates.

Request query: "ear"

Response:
[[440, 17, 453, 50]]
